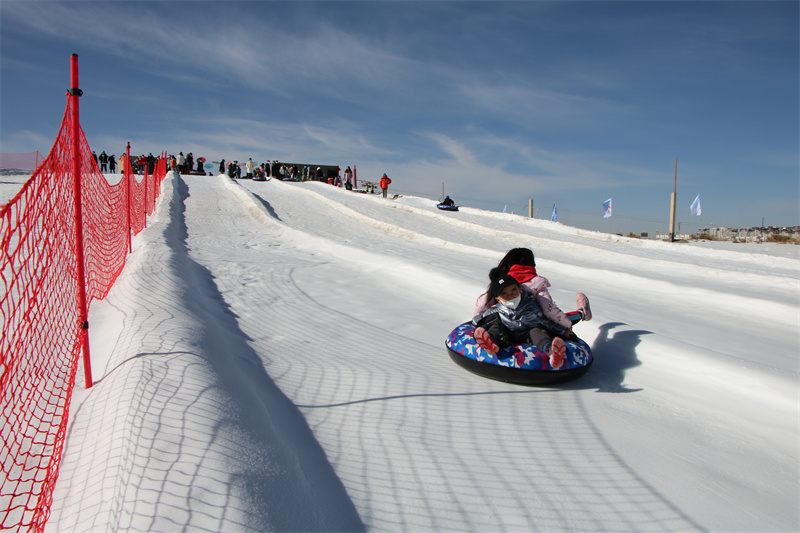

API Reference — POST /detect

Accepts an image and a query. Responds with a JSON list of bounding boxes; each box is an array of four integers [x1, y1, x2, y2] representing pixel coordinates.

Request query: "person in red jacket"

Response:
[[379, 173, 392, 198]]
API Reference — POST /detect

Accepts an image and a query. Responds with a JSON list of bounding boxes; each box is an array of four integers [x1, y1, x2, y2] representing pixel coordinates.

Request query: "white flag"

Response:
[[690, 194, 702, 216]]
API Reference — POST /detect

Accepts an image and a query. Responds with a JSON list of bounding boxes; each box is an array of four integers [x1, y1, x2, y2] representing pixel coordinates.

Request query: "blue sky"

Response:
[[1, 1, 797, 235]]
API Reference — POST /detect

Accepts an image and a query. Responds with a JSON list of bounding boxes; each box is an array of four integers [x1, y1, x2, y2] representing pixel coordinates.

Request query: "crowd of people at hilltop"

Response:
[[93, 149, 212, 176], [217, 160, 396, 197], [216, 159, 396, 198], [93, 150, 158, 175], [215, 159, 359, 188], [166, 152, 209, 175], [219, 159, 342, 184], [92, 149, 399, 200]]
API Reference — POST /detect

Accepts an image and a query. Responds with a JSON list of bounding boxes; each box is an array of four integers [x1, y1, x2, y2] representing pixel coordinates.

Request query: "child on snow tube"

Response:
[[474, 247, 592, 328], [473, 275, 570, 369]]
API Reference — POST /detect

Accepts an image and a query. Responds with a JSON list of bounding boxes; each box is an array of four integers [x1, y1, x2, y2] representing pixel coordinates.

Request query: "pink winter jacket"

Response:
[[474, 266, 572, 329]]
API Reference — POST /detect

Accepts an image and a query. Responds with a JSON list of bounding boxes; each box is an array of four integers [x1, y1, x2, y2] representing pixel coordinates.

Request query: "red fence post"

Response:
[[144, 154, 149, 228], [125, 142, 132, 253], [354, 165, 357, 188], [69, 54, 93, 389]]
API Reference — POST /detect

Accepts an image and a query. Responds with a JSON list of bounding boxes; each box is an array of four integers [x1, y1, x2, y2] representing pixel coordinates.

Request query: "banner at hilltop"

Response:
[[690, 194, 702, 216], [602, 198, 612, 218]]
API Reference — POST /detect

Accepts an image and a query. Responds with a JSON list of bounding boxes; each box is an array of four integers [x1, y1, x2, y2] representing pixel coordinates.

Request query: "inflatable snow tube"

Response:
[[445, 322, 593, 385], [437, 203, 459, 211]]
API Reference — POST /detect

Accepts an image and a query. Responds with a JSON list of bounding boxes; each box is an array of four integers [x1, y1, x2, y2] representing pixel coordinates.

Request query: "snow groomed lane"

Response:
[[47, 172, 798, 532], [236, 178, 797, 373], [48, 175, 364, 532], [177, 175, 794, 531]]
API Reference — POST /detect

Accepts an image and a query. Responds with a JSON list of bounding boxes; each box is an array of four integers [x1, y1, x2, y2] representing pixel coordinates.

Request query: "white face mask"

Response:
[[500, 295, 521, 309]]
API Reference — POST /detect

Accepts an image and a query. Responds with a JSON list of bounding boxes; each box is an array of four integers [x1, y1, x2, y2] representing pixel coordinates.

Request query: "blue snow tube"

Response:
[[445, 322, 593, 385], [437, 203, 459, 211]]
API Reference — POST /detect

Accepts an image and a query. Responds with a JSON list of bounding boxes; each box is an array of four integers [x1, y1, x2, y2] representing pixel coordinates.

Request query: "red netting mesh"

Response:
[[0, 95, 166, 532], [0, 152, 45, 170]]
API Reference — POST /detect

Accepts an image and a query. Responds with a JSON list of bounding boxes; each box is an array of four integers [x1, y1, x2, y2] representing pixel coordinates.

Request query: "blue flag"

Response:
[[690, 194, 702, 216], [602, 198, 612, 218], [551, 204, 557, 221]]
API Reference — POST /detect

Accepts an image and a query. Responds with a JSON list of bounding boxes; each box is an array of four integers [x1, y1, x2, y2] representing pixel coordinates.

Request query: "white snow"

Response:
[[4, 172, 797, 531]]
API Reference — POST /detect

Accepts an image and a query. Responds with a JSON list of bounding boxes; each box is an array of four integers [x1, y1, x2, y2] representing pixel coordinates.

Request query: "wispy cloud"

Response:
[[1, 129, 60, 155], [458, 82, 637, 128], [3, 2, 425, 102]]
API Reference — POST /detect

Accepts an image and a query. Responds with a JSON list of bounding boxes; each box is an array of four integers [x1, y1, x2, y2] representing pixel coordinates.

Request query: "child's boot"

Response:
[[473, 327, 499, 356], [576, 293, 592, 321], [549, 337, 566, 369]]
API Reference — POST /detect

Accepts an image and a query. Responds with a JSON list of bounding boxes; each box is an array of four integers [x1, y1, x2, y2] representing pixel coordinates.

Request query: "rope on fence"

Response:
[[0, 91, 166, 532]]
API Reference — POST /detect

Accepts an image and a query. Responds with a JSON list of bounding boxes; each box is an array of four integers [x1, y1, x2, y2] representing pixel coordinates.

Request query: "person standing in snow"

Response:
[[474, 247, 592, 328], [245, 158, 255, 179], [108, 154, 116, 174], [344, 166, 353, 190], [177, 152, 185, 174], [379, 173, 392, 198], [219, 159, 226, 174], [99, 151, 109, 172]]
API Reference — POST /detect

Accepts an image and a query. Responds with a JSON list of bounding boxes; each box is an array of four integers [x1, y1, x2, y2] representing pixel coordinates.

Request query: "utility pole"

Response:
[[669, 158, 677, 242]]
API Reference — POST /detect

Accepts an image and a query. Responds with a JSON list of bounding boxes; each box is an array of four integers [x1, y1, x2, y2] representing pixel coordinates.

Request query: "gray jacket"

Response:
[[473, 291, 567, 337]]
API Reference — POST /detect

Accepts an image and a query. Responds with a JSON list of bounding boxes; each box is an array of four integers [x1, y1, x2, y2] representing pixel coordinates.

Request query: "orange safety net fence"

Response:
[[0, 94, 166, 532]]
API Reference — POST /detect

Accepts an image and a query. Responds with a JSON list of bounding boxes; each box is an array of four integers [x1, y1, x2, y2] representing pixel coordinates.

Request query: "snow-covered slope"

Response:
[[45, 173, 798, 532]]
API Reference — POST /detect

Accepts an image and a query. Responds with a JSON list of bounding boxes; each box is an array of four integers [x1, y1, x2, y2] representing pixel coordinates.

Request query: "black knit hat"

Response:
[[491, 274, 519, 298]]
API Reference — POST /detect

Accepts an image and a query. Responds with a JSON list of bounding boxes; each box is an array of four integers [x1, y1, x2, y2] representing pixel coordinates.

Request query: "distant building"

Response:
[[673, 225, 800, 243]]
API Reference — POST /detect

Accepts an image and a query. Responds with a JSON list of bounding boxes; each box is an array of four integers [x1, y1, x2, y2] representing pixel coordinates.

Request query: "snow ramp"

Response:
[[48, 173, 797, 532], [47, 174, 364, 532]]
